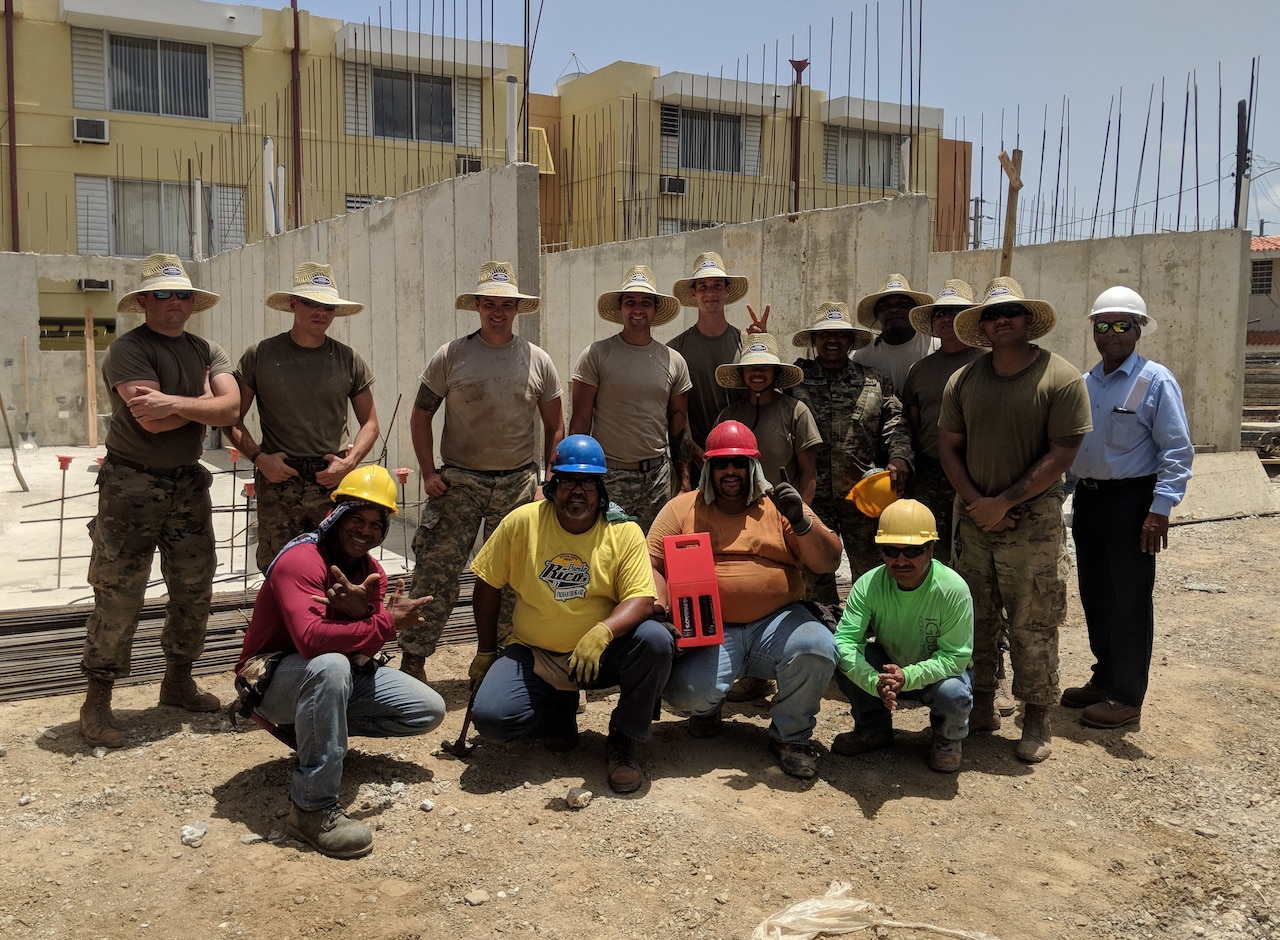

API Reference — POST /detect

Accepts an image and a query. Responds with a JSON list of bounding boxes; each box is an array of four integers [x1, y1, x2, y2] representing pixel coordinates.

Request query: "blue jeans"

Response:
[[257, 652, 446, 810], [834, 641, 973, 741], [473, 620, 674, 744], [663, 602, 837, 744]]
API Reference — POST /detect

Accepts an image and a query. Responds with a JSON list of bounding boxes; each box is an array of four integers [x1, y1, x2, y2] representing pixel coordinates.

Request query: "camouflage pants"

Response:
[[604, 458, 672, 534], [405, 465, 537, 658], [803, 495, 881, 606], [81, 460, 217, 680], [910, 456, 958, 565], [952, 492, 1068, 706], [253, 471, 334, 572]]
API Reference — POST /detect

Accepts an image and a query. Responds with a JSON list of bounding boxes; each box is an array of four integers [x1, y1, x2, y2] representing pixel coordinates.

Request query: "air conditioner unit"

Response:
[[77, 278, 114, 291], [73, 117, 110, 144], [456, 155, 482, 175], [659, 175, 687, 196]]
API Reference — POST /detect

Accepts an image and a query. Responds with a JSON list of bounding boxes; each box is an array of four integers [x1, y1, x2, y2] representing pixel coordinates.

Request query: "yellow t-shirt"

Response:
[[471, 501, 657, 653]]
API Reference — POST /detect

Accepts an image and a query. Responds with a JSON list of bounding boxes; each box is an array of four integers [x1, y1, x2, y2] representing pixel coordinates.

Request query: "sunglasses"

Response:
[[979, 306, 1028, 323], [931, 309, 958, 320], [1092, 320, 1137, 334], [880, 545, 927, 559], [298, 297, 339, 312], [149, 290, 193, 300], [709, 456, 751, 470]]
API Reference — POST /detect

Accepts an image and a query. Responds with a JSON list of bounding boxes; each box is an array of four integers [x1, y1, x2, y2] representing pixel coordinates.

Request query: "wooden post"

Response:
[[84, 306, 97, 447], [998, 149, 1024, 276]]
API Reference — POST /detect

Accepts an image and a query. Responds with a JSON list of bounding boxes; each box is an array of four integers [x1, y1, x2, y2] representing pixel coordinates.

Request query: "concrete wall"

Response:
[[540, 195, 933, 394], [931, 229, 1251, 455]]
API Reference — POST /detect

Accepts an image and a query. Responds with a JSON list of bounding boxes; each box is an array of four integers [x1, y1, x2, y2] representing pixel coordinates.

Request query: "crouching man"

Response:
[[831, 499, 974, 772], [469, 435, 673, 794], [235, 466, 445, 858]]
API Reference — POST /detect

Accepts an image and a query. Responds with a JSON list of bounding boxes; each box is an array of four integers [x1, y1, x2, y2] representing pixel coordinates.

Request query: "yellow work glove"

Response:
[[567, 622, 613, 685], [468, 651, 499, 692]]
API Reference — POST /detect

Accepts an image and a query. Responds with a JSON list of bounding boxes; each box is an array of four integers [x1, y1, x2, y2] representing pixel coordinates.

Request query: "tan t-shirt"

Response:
[[573, 334, 693, 462], [647, 490, 806, 624], [938, 349, 1092, 496], [714, 395, 822, 487], [853, 332, 940, 393], [422, 332, 562, 471], [900, 347, 986, 460]]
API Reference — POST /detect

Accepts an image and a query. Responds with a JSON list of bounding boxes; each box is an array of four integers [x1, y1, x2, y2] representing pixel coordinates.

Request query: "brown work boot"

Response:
[[830, 726, 894, 756], [969, 690, 1002, 732], [1060, 682, 1108, 709], [158, 662, 221, 712], [80, 677, 126, 748], [725, 676, 776, 703], [605, 731, 643, 793], [286, 803, 373, 859], [687, 704, 723, 739], [770, 738, 819, 779], [1015, 704, 1053, 763], [995, 676, 1016, 717], [399, 652, 427, 684], [928, 734, 963, 773]]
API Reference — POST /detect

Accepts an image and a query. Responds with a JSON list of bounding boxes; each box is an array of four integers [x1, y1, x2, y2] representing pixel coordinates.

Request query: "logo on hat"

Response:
[[748, 343, 768, 353], [699, 259, 717, 269], [887, 280, 904, 289], [629, 272, 650, 283], [825, 310, 844, 320], [989, 286, 1011, 298], [161, 265, 182, 277], [311, 274, 332, 286], [939, 288, 957, 298]]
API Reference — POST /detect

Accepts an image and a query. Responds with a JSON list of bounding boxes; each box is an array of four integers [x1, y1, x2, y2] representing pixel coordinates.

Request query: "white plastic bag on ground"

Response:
[[752, 880, 1002, 940]]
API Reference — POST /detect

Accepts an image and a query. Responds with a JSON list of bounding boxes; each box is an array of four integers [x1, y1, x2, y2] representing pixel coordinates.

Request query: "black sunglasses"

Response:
[[880, 545, 927, 559], [149, 290, 193, 300], [1092, 320, 1137, 334], [298, 297, 339, 312], [979, 306, 1028, 323], [709, 456, 751, 470]]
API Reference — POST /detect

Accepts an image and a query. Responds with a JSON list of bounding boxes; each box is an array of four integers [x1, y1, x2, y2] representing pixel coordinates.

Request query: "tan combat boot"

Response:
[[80, 677, 126, 748], [1015, 704, 1053, 763], [399, 652, 427, 684], [158, 662, 221, 712], [969, 690, 1002, 732]]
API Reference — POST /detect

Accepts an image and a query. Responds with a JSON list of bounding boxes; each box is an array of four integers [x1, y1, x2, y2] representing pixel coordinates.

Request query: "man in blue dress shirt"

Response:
[[1063, 286, 1193, 730]]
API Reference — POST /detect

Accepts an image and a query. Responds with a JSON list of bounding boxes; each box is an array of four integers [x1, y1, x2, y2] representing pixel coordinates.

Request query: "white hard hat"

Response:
[[1088, 286, 1156, 335]]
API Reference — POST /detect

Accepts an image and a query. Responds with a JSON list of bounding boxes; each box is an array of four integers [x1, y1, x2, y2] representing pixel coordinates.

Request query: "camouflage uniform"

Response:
[[82, 460, 217, 680], [951, 491, 1067, 707], [910, 455, 958, 565], [253, 465, 333, 571], [788, 358, 914, 603], [604, 459, 672, 533], [405, 465, 537, 658]]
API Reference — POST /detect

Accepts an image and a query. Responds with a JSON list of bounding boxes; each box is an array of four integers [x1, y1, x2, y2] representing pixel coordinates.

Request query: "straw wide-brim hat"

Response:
[[855, 273, 934, 329], [455, 261, 540, 313], [672, 251, 750, 307], [792, 301, 874, 350], [597, 265, 681, 326], [116, 253, 220, 314], [908, 279, 977, 337], [714, 333, 804, 389], [266, 262, 364, 316], [953, 276, 1058, 348]]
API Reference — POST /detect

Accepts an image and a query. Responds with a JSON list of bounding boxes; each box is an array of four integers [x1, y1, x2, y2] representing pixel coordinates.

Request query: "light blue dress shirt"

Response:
[[1067, 350, 1193, 516]]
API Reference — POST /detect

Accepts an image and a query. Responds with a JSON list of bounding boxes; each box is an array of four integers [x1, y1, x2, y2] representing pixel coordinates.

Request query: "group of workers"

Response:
[[77, 249, 1193, 859]]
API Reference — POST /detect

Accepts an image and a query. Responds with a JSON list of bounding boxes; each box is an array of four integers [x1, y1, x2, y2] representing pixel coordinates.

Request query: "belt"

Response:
[[443, 462, 536, 477], [283, 456, 330, 478], [605, 456, 664, 472], [106, 454, 202, 479], [1077, 474, 1156, 490]]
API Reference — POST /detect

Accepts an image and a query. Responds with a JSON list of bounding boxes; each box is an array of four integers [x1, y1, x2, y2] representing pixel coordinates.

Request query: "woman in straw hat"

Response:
[[789, 302, 915, 603], [713, 334, 820, 501]]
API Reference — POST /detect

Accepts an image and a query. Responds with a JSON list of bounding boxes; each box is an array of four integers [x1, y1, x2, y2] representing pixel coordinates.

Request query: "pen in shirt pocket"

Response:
[[1112, 406, 1135, 414]]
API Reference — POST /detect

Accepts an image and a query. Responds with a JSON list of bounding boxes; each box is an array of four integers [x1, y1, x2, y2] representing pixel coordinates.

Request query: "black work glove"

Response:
[[768, 482, 812, 535]]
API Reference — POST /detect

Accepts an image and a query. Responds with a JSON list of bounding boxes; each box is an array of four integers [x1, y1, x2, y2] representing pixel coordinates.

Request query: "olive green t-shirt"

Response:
[[938, 349, 1091, 496], [667, 323, 743, 449], [900, 347, 986, 460]]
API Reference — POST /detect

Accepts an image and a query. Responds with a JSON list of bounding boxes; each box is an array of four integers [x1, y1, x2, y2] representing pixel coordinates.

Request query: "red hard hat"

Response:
[[704, 420, 761, 459]]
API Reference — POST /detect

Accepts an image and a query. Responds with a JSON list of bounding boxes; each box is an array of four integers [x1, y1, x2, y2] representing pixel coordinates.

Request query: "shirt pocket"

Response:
[[1104, 411, 1145, 451]]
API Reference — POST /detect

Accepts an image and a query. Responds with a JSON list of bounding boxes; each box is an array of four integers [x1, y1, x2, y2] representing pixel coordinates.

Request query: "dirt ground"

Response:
[[2, 512, 1278, 940]]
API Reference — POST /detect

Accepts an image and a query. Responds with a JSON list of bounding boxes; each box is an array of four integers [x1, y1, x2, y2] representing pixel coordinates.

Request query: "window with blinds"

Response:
[[822, 126, 897, 187], [75, 176, 245, 259], [659, 104, 759, 175]]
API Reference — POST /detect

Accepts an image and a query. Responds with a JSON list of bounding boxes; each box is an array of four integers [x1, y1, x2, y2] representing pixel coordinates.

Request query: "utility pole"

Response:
[[788, 59, 809, 214], [971, 196, 984, 249]]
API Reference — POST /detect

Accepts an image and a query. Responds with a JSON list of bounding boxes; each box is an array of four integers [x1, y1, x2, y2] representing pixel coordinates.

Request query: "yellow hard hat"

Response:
[[846, 469, 899, 518], [330, 465, 399, 514], [874, 499, 939, 545]]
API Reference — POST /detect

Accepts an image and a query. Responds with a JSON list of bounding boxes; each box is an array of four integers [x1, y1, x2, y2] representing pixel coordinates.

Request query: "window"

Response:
[[660, 105, 761, 175], [76, 176, 245, 259], [1253, 259, 1274, 295], [345, 194, 377, 212], [823, 126, 898, 188], [657, 218, 722, 236], [344, 62, 481, 147], [39, 317, 117, 352]]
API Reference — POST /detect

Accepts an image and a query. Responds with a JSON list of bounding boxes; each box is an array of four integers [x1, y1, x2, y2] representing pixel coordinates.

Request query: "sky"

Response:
[[302, 0, 1280, 240]]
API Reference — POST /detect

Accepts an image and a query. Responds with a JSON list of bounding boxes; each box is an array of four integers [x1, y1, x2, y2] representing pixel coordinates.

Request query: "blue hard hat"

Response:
[[551, 434, 607, 475]]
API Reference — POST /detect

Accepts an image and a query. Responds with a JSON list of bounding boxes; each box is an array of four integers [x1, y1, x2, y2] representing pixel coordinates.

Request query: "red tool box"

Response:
[[662, 533, 724, 649]]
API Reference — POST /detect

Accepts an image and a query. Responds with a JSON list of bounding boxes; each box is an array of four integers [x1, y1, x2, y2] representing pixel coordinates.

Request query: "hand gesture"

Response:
[[311, 565, 380, 620], [256, 451, 300, 484], [745, 303, 771, 335], [386, 580, 432, 632], [876, 663, 905, 710], [768, 481, 811, 533], [316, 452, 354, 488], [126, 386, 179, 421]]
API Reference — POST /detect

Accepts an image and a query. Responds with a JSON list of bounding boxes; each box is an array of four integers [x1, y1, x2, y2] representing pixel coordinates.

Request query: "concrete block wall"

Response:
[[931, 229, 1249, 455], [540, 196, 933, 397]]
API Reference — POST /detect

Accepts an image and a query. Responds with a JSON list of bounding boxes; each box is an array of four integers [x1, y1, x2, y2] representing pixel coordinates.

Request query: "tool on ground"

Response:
[[0, 390, 29, 492], [441, 693, 479, 758], [20, 337, 37, 452], [55, 455, 73, 585]]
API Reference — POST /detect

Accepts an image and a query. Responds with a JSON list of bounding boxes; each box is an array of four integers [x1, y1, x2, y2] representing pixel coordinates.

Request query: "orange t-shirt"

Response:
[[647, 491, 804, 624]]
